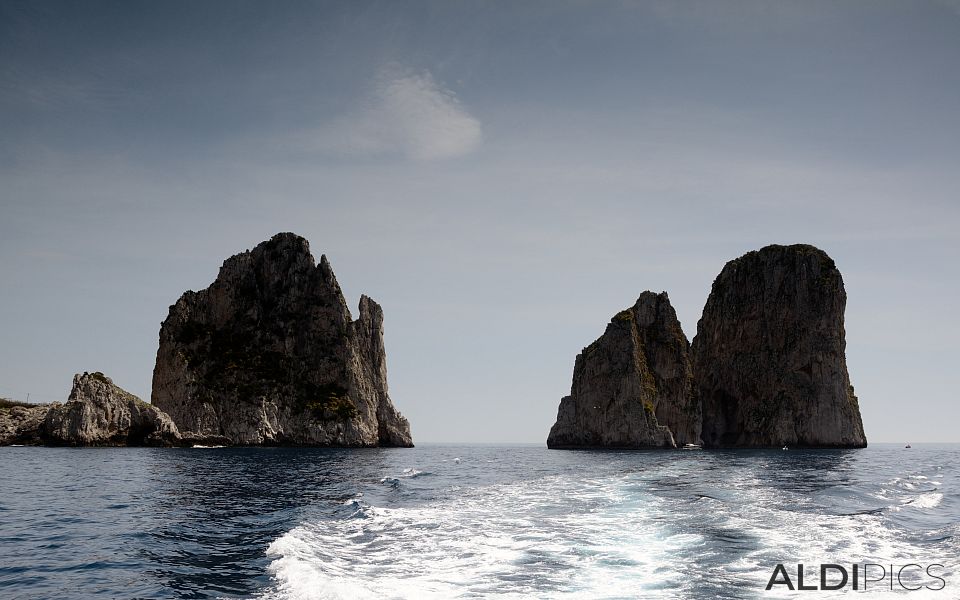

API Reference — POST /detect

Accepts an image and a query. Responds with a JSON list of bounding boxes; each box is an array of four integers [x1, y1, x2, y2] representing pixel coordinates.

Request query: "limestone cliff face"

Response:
[[691, 244, 866, 448], [42, 372, 180, 447], [151, 232, 412, 447], [0, 402, 49, 445], [547, 292, 698, 448]]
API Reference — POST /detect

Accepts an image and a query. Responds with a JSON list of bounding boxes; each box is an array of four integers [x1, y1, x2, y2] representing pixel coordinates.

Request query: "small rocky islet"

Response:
[[547, 244, 867, 449], [0, 372, 179, 447]]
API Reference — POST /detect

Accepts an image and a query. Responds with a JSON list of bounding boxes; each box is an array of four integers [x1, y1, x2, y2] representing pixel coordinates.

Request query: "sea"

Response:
[[0, 444, 956, 599]]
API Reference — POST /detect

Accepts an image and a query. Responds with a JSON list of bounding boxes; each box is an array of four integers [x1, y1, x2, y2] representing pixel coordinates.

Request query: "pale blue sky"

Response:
[[2, 0, 958, 442]]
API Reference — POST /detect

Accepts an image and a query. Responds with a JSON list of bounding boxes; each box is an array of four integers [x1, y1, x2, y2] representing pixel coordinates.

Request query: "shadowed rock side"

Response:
[[151, 232, 412, 447], [692, 244, 866, 448], [42, 372, 181, 446], [633, 293, 701, 446], [547, 292, 699, 448]]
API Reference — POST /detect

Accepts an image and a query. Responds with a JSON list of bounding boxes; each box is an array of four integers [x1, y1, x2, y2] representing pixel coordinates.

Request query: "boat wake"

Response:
[[259, 452, 958, 600]]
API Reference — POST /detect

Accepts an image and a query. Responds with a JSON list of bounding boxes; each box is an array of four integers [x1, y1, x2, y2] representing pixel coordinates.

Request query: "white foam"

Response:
[[907, 492, 943, 509], [261, 474, 693, 599], [259, 458, 956, 600]]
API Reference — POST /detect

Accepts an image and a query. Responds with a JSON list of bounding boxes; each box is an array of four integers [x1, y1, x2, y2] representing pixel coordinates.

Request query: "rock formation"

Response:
[[547, 244, 867, 450], [0, 400, 49, 445], [151, 232, 413, 447], [42, 372, 181, 446], [692, 244, 867, 448], [547, 292, 699, 448]]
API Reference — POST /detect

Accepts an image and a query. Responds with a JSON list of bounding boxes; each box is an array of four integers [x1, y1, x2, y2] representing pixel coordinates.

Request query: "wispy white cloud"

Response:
[[315, 68, 482, 161]]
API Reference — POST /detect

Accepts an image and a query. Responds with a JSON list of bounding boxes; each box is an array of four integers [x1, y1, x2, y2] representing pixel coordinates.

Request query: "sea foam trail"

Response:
[[260, 452, 958, 600], [262, 474, 694, 599]]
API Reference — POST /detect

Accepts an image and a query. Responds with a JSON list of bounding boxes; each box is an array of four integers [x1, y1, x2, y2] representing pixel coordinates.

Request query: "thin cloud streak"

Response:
[[313, 68, 482, 161]]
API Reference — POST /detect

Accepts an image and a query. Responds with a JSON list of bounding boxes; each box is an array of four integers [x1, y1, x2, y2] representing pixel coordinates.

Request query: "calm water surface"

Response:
[[0, 444, 956, 599]]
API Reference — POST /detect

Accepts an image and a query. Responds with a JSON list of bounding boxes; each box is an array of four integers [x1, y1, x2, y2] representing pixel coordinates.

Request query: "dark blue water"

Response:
[[1, 444, 956, 599]]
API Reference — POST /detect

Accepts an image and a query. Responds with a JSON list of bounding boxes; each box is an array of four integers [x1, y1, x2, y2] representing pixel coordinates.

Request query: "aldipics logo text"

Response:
[[765, 563, 947, 592]]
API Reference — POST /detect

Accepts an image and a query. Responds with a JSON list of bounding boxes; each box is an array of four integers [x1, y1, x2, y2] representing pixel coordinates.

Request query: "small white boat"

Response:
[[681, 443, 701, 450], [782, 446, 788, 451]]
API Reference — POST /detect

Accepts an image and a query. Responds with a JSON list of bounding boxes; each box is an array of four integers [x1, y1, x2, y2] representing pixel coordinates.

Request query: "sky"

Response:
[[1, 0, 958, 443]]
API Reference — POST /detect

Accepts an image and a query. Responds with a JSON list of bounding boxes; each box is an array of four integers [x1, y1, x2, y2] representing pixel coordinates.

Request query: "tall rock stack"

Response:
[[632, 293, 701, 446], [547, 244, 867, 449], [151, 232, 413, 447], [547, 292, 699, 448], [691, 244, 866, 448]]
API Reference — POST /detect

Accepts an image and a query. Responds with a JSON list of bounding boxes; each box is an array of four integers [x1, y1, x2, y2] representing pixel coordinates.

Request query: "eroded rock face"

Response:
[[547, 292, 698, 448], [151, 232, 413, 447], [42, 372, 181, 447], [691, 244, 867, 448], [0, 402, 49, 445]]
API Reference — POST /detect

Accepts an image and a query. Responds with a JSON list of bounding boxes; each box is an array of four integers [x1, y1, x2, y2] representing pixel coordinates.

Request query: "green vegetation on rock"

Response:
[[298, 382, 358, 421]]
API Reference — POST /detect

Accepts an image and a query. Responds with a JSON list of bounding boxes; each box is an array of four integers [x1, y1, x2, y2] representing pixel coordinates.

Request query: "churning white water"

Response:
[[260, 445, 959, 600]]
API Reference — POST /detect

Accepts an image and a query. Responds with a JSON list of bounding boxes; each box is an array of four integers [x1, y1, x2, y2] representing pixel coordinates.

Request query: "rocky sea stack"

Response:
[[151, 232, 413, 447], [547, 244, 866, 449], [547, 292, 699, 449], [693, 244, 866, 448]]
